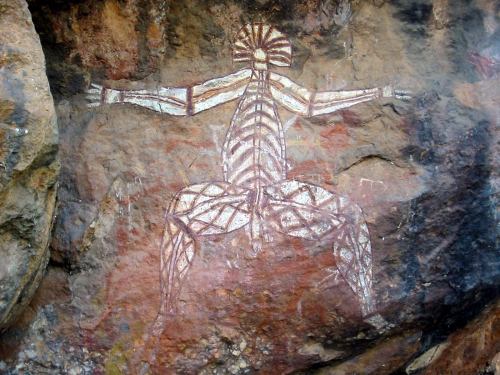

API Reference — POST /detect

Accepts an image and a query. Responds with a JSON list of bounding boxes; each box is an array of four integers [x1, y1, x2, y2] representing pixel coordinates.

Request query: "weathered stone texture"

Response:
[[0, 0, 58, 331], [407, 300, 500, 375], [1, 0, 498, 374]]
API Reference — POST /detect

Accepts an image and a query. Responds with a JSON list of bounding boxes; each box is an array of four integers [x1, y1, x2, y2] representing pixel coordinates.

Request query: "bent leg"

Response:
[[137, 182, 251, 370], [263, 180, 374, 315], [154, 181, 251, 331]]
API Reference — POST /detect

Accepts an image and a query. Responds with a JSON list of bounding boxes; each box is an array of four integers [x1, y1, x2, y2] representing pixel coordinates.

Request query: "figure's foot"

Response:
[[364, 313, 394, 332], [150, 315, 167, 337], [315, 269, 341, 290], [130, 311, 174, 374], [249, 238, 263, 258], [138, 361, 152, 375]]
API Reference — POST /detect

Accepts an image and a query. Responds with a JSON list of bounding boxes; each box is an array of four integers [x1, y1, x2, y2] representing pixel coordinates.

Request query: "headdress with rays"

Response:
[[233, 23, 292, 71]]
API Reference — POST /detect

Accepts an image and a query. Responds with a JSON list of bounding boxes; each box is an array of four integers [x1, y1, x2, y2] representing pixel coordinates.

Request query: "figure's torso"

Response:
[[222, 70, 286, 192]]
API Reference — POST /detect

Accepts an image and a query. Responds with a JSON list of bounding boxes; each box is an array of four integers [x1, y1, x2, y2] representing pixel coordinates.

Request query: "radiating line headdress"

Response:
[[233, 23, 292, 69]]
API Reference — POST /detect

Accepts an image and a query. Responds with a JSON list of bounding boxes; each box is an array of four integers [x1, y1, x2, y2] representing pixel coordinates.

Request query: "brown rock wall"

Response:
[[1, 0, 498, 373], [0, 0, 59, 331]]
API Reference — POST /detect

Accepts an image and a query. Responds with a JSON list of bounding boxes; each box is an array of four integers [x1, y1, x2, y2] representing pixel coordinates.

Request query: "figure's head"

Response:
[[233, 23, 292, 71]]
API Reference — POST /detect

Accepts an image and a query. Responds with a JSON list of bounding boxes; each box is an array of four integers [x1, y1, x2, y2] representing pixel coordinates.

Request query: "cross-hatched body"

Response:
[[87, 23, 410, 337]]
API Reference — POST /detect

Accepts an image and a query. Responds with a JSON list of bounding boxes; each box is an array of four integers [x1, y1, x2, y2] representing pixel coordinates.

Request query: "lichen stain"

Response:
[[164, 138, 214, 154], [319, 122, 352, 152], [147, 23, 163, 50], [288, 159, 336, 185], [68, 0, 140, 79]]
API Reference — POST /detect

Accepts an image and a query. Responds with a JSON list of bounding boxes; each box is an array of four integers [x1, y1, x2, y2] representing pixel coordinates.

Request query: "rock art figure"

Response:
[[87, 23, 410, 336]]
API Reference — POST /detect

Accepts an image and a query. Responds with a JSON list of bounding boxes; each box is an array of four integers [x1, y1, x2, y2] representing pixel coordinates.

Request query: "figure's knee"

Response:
[[340, 195, 364, 217], [168, 183, 209, 214], [168, 181, 241, 214]]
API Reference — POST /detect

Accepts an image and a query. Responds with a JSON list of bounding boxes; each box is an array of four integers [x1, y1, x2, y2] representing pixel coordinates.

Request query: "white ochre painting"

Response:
[[87, 23, 410, 338]]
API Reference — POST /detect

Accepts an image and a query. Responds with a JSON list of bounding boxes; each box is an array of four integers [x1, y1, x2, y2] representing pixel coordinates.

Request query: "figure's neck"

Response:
[[251, 69, 269, 82]]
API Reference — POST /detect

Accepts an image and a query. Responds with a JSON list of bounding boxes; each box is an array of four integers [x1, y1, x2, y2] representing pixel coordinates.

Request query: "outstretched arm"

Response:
[[86, 68, 253, 116], [269, 72, 410, 117]]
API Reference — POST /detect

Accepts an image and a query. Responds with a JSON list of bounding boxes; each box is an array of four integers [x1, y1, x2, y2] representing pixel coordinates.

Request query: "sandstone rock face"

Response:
[[406, 300, 500, 375], [0, 0, 58, 331], [2, 0, 498, 373]]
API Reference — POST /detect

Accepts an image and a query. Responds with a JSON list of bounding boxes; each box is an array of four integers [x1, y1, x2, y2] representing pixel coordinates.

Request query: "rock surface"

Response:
[[406, 300, 500, 375], [2, 0, 499, 373], [0, 0, 58, 331]]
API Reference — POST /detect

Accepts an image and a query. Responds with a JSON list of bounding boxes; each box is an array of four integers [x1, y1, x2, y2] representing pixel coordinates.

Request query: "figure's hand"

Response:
[[86, 83, 122, 107], [86, 83, 104, 107], [381, 85, 412, 101]]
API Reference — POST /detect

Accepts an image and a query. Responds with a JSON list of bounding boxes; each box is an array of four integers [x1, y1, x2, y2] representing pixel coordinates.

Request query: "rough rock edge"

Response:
[[0, 0, 59, 330]]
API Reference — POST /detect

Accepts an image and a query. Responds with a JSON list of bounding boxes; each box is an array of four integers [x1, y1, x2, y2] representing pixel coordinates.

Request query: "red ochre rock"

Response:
[[1, 0, 498, 374]]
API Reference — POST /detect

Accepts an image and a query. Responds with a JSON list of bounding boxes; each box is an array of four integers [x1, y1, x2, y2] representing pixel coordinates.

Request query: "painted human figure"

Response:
[[87, 23, 410, 335]]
